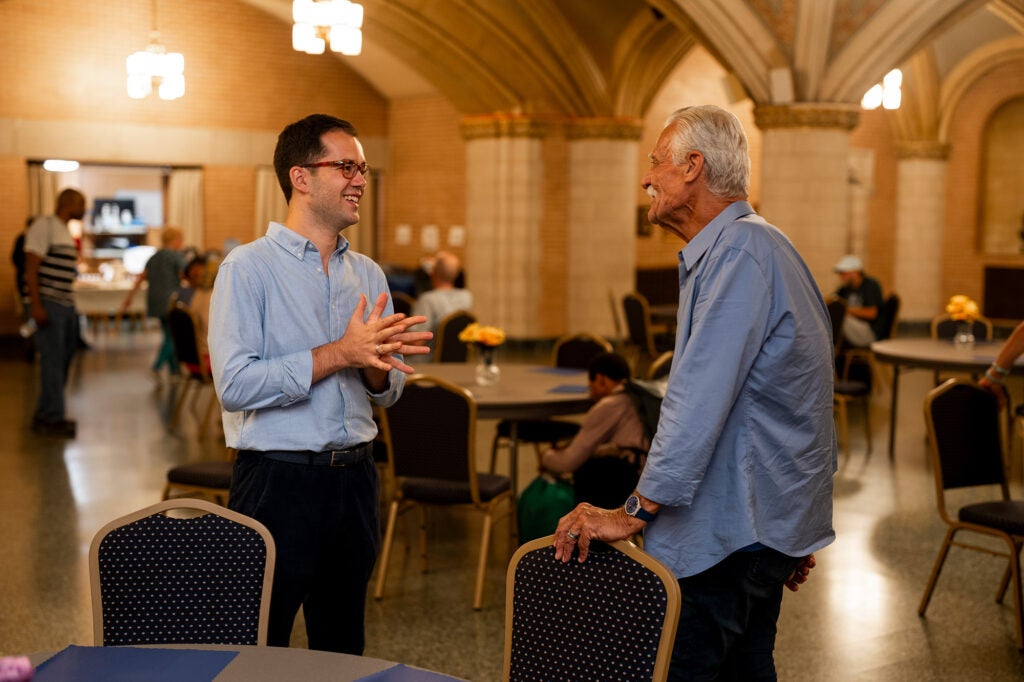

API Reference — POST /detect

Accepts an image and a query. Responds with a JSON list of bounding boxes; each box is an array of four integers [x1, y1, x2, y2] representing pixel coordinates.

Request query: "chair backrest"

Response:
[[167, 303, 204, 375], [504, 536, 681, 682], [607, 288, 624, 346], [392, 291, 415, 317], [876, 294, 901, 341], [551, 333, 613, 370], [923, 380, 1010, 520], [384, 375, 482, 497], [647, 350, 674, 380], [826, 298, 847, 352], [622, 291, 655, 356], [930, 314, 994, 342], [434, 310, 476, 362], [89, 498, 275, 646]]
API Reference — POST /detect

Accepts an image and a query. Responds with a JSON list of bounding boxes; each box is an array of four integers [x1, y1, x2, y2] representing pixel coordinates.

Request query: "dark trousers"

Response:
[[33, 300, 78, 422], [228, 451, 380, 653], [669, 547, 801, 681]]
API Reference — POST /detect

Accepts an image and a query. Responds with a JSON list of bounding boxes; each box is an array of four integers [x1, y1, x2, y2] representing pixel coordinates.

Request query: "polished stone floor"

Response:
[[2, 327, 1024, 680]]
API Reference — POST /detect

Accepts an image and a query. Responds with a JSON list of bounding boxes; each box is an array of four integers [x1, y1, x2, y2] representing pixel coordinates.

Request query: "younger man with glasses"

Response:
[[209, 114, 431, 653]]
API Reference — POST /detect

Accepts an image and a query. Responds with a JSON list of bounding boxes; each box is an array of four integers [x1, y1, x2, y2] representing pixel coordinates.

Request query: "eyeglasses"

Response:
[[301, 159, 371, 179]]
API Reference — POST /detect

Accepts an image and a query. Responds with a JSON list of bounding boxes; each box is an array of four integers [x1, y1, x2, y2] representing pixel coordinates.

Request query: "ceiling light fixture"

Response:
[[861, 69, 902, 111], [126, 0, 185, 100], [292, 0, 363, 56], [42, 159, 80, 173]]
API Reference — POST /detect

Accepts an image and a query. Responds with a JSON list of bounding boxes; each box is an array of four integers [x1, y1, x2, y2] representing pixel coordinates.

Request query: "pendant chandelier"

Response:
[[292, 0, 364, 56], [125, 0, 185, 100]]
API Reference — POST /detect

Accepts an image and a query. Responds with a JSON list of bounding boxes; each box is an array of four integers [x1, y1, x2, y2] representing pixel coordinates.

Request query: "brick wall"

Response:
[[0, 0, 387, 333], [944, 61, 1024, 311], [381, 95, 466, 268], [203, 166, 257, 252]]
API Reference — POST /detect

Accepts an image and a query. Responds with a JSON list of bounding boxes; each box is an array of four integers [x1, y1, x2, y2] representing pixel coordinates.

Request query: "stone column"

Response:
[[894, 140, 949, 322], [754, 104, 860, 293], [565, 118, 643, 337], [460, 115, 549, 337]]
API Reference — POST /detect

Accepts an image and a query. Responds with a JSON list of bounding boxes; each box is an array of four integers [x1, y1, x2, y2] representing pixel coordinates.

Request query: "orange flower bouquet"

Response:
[[459, 323, 505, 385], [458, 323, 506, 348], [945, 295, 980, 350], [945, 294, 979, 322]]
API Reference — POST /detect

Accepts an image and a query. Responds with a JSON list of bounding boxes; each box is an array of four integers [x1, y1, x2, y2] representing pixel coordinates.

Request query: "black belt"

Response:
[[240, 443, 373, 467]]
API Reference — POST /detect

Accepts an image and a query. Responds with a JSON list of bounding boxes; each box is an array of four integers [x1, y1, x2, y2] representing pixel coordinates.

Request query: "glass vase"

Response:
[[952, 321, 975, 351], [474, 346, 501, 386]]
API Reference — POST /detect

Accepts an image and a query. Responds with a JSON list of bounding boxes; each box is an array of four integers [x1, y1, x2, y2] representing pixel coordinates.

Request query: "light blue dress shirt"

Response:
[[209, 222, 404, 452], [638, 201, 837, 579]]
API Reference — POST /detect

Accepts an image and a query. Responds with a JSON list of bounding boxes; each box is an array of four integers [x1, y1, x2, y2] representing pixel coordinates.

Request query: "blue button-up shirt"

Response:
[[638, 201, 837, 578], [209, 222, 404, 452]]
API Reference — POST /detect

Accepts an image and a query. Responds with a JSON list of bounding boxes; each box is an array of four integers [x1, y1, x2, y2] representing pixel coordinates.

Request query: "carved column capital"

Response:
[[564, 117, 643, 141], [894, 140, 950, 160], [459, 114, 552, 140], [754, 103, 860, 131]]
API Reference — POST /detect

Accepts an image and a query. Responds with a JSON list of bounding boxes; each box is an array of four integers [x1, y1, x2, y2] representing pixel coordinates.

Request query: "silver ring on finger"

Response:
[[566, 529, 579, 541], [375, 344, 384, 356]]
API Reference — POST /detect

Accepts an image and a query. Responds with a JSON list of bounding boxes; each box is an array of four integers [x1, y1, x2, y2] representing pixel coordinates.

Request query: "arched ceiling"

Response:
[[242, 0, 1024, 125]]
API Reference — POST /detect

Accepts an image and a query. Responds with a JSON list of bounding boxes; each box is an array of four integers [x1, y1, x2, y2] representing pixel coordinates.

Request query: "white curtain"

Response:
[[254, 167, 287, 239], [167, 169, 204, 248], [27, 164, 68, 218]]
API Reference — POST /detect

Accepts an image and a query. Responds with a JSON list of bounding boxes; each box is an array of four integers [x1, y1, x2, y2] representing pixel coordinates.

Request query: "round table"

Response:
[[870, 338, 1024, 458], [29, 643, 464, 680]]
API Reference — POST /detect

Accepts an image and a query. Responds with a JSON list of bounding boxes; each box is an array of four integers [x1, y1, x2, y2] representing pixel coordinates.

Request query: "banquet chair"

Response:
[[918, 379, 1024, 648], [374, 375, 513, 609], [608, 287, 625, 350], [647, 350, 674, 380], [391, 291, 415, 317], [828, 299, 872, 458], [433, 309, 476, 362], [622, 292, 674, 374], [162, 446, 236, 506], [90, 498, 275, 646], [504, 536, 680, 681], [838, 293, 900, 390], [488, 333, 613, 475], [167, 302, 219, 437], [930, 313, 994, 383]]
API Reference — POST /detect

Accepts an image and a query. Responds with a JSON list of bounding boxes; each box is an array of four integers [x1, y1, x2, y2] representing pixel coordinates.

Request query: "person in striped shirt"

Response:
[[24, 188, 86, 438]]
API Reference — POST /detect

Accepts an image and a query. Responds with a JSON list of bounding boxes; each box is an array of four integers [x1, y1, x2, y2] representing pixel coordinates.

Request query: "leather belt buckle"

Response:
[[329, 450, 348, 467]]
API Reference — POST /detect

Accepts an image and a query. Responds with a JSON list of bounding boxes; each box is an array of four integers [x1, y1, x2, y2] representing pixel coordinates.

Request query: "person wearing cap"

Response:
[[833, 254, 884, 347]]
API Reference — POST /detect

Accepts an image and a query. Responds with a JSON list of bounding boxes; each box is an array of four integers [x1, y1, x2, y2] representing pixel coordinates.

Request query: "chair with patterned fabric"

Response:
[[504, 536, 680, 681], [89, 498, 275, 646]]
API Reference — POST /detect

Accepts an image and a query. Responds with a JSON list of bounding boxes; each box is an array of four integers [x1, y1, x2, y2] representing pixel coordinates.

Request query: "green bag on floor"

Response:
[[517, 474, 575, 544]]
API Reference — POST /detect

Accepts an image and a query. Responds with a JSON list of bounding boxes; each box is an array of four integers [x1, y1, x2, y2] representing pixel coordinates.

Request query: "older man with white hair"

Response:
[[555, 105, 836, 680]]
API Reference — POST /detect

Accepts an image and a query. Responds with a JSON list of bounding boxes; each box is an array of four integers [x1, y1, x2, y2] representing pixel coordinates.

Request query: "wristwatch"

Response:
[[624, 494, 657, 523]]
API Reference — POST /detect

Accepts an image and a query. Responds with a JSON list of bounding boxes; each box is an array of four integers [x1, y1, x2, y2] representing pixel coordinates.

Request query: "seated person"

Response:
[[411, 251, 472, 361], [541, 352, 649, 508], [412, 251, 472, 335], [833, 254, 885, 347], [172, 255, 208, 308]]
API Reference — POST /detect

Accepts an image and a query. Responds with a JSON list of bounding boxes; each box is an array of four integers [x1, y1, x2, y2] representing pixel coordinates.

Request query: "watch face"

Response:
[[625, 494, 640, 516]]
